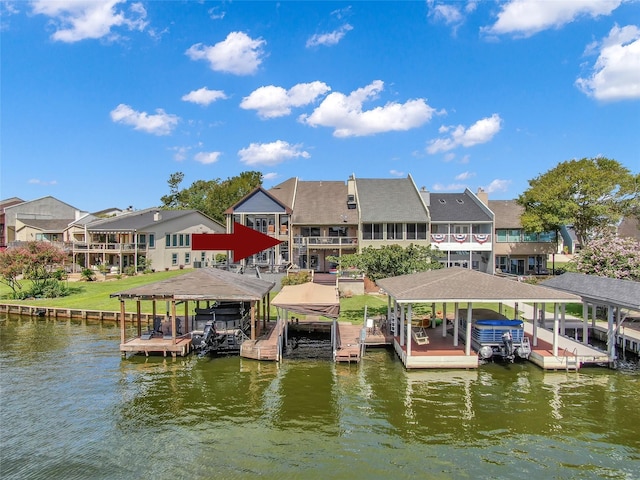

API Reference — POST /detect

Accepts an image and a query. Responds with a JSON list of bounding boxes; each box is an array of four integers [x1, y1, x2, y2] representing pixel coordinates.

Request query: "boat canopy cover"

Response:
[[475, 319, 523, 327], [271, 282, 340, 319]]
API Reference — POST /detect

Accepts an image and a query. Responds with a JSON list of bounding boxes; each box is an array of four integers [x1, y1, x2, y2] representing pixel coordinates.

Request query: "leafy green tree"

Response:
[[0, 242, 69, 299], [160, 172, 185, 209], [574, 230, 640, 281], [517, 157, 638, 246], [328, 244, 443, 282], [160, 171, 263, 222]]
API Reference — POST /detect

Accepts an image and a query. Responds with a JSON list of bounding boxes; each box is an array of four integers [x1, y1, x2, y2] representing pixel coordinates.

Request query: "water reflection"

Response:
[[1, 316, 639, 479]]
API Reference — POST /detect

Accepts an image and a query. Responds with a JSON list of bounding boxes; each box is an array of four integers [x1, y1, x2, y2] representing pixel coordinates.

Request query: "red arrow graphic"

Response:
[[192, 222, 282, 262]]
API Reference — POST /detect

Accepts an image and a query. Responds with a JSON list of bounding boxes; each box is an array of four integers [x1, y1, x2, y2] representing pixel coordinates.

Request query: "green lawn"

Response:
[[0, 270, 191, 313], [2, 272, 527, 322]]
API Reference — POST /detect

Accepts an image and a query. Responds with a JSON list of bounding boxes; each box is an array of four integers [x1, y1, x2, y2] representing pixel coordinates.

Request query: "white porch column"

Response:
[[560, 303, 566, 336], [552, 303, 559, 356], [607, 304, 616, 365], [591, 303, 597, 328], [407, 304, 412, 358], [400, 304, 405, 346], [532, 302, 538, 347], [582, 302, 589, 345], [465, 303, 473, 356], [442, 303, 447, 337], [454, 303, 459, 347]]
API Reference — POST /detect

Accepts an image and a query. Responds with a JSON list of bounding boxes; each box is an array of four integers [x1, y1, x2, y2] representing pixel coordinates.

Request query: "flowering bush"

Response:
[[574, 233, 640, 281]]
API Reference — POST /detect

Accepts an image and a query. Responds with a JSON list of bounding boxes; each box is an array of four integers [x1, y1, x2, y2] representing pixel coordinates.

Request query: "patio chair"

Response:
[[411, 326, 430, 346]]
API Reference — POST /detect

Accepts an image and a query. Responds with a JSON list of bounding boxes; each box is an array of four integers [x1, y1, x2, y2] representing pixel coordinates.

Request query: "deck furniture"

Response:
[[412, 327, 429, 346]]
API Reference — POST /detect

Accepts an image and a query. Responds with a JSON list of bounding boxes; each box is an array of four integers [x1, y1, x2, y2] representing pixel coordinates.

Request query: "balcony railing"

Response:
[[430, 233, 492, 245], [293, 236, 358, 247], [72, 242, 147, 253]]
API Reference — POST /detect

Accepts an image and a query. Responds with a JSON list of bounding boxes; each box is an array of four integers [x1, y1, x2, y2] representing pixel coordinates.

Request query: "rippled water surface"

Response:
[[1, 315, 639, 479]]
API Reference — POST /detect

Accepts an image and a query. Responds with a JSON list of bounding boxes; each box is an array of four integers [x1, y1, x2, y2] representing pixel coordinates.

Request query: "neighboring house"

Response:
[[73, 208, 226, 273], [617, 216, 640, 242], [4, 196, 85, 250], [427, 188, 494, 273], [0, 197, 25, 248], [489, 200, 558, 275], [560, 225, 581, 254]]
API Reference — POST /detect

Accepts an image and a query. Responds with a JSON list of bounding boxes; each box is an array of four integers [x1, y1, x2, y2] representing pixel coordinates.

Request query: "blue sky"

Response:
[[1, 0, 639, 213]]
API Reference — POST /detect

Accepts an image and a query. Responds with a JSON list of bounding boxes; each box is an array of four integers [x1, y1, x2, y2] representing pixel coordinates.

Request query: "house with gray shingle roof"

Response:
[[73, 208, 225, 273], [428, 188, 494, 273], [354, 174, 431, 249], [489, 199, 558, 275]]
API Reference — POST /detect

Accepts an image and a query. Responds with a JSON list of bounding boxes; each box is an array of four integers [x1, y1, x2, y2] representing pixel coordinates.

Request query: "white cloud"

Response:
[[306, 24, 353, 47], [263, 172, 279, 181], [31, 0, 147, 43], [483, 0, 622, 37], [483, 179, 511, 193], [240, 81, 331, 118], [427, 114, 502, 154], [185, 31, 265, 75], [110, 104, 179, 135], [389, 169, 405, 177], [432, 183, 467, 192], [28, 178, 57, 186], [455, 171, 475, 181], [182, 87, 228, 106], [429, 2, 463, 25], [300, 80, 436, 137], [194, 151, 221, 165], [576, 25, 640, 101], [169, 146, 190, 162], [238, 140, 310, 166]]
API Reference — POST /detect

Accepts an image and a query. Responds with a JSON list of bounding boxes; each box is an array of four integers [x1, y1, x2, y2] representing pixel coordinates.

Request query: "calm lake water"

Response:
[[1, 315, 639, 480]]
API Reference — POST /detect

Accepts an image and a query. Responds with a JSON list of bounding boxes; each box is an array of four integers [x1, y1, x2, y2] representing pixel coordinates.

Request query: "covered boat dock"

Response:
[[376, 267, 605, 370], [111, 268, 275, 357]]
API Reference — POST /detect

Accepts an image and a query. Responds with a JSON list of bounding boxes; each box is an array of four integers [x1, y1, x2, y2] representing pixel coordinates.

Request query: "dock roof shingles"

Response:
[[377, 267, 580, 303], [355, 177, 429, 223], [542, 272, 640, 311], [111, 267, 275, 301]]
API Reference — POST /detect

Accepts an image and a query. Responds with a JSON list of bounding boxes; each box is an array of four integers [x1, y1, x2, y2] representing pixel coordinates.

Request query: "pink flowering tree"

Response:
[[574, 233, 640, 281], [0, 241, 69, 299]]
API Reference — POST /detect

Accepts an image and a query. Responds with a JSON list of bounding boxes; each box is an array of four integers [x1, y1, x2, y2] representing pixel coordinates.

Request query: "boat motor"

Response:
[[501, 331, 515, 361]]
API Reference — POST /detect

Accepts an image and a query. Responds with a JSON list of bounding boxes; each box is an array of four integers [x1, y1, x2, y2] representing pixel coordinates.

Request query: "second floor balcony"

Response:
[[430, 233, 493, 251], [293, 236, 358, 247], [72, 242, 148, 253]]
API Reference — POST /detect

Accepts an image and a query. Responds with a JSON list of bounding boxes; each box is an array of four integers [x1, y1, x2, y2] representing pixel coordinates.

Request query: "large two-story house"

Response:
[[72, 208, 226, 273]]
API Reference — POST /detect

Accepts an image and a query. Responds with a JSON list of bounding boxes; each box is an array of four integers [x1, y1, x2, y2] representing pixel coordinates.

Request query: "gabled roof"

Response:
[[488, 200, 523, 228], [355, 175, 430, 223], [377, 267, 580, 304], [87, 208, 223, 232], [3, 195, 79, 212], [618, 216, 640, 241], [542, 272, 640, 311], [292, 180, 358, 225], [428, 190, 493, 223], [16, 218, 74, 232], [1, 197, 24, 209], [110, 267, 275, 301], [268, 178, 297, 209], [224, 187, 292, 215]]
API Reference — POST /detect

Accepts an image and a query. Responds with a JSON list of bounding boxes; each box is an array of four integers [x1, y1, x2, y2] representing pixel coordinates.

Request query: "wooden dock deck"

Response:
[[240, 320, 283, 361], [335, 322, 362, 363], [120, 335, 192, 357]]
